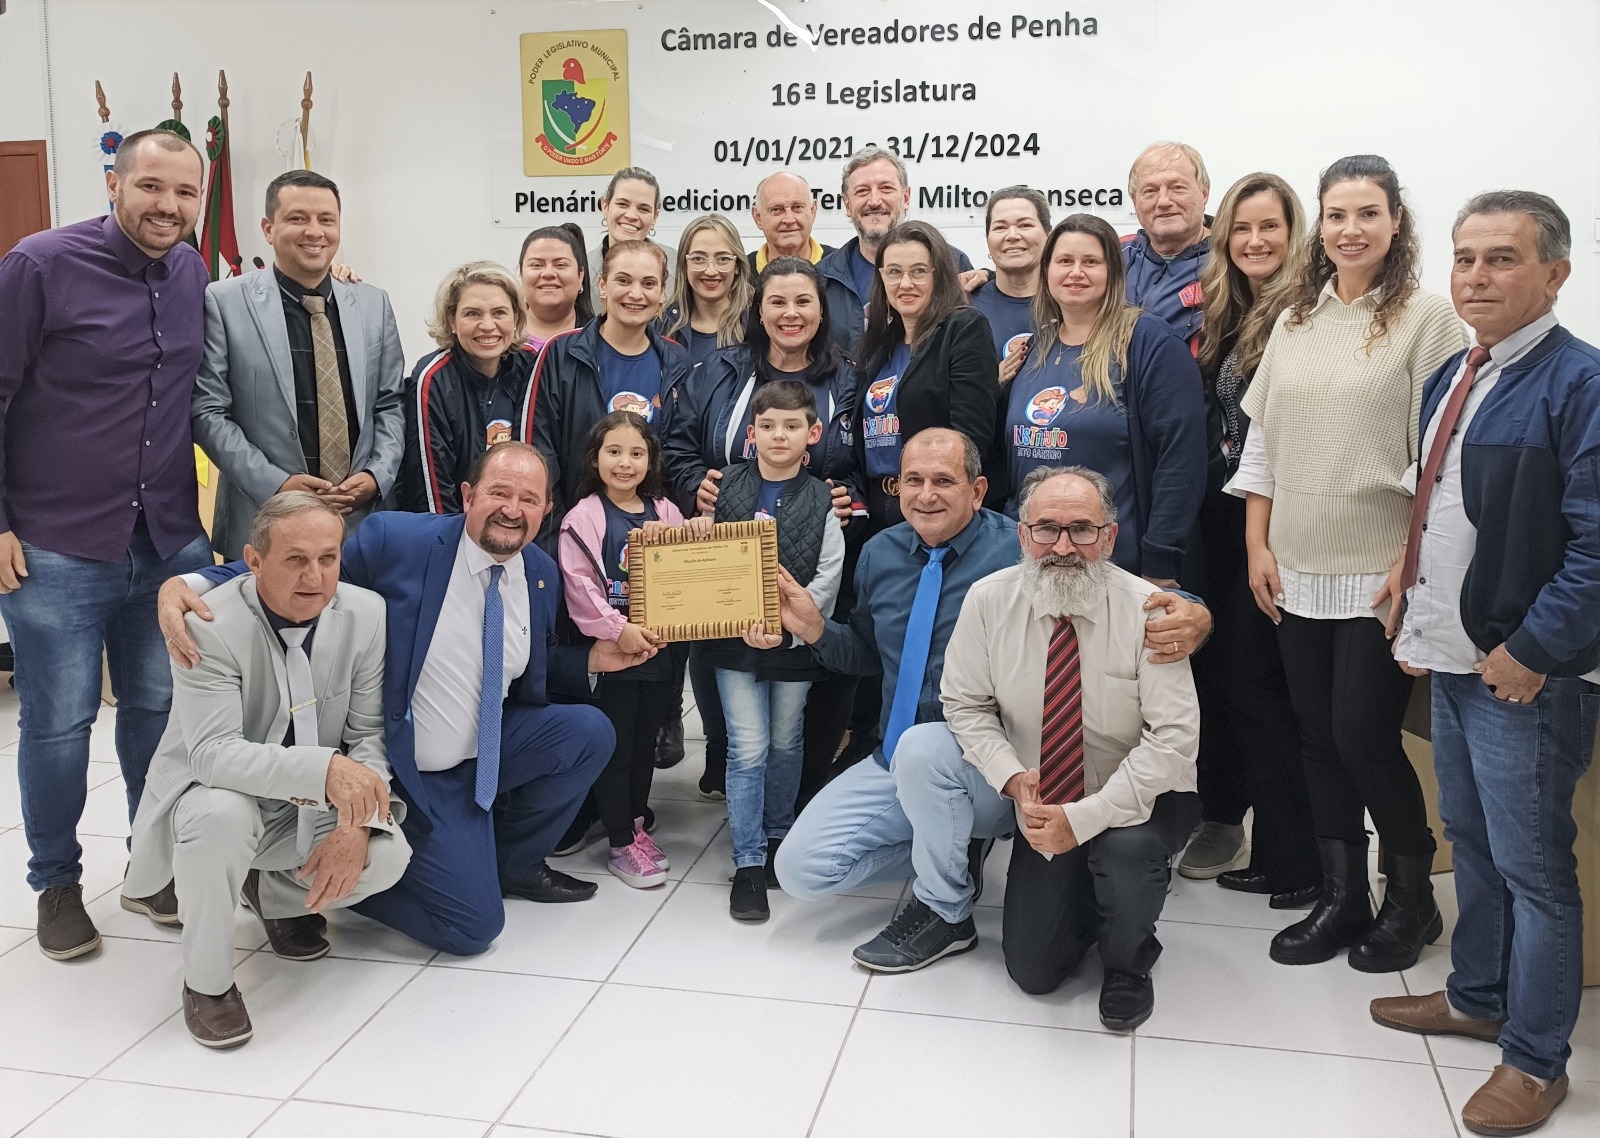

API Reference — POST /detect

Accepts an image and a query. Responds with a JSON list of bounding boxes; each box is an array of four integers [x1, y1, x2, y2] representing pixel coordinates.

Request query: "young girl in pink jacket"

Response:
[[558, 411, 708, 887]]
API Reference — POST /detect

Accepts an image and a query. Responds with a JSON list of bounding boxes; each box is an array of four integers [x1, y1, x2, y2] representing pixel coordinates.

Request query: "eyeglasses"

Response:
[[880, 266, 932, 283], [1020, 521, 1113, 546], [686, 253, 740, 270]]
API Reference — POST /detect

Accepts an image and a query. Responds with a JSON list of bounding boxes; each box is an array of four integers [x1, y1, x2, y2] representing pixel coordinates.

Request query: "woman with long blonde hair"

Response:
[[660, 213, 755, 371], [998, 213, 1206, 585], [1181, 174, 1319, 905]]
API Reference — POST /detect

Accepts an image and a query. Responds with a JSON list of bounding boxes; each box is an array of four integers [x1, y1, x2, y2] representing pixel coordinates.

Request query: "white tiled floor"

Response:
[[1, 689, 1596, 1137]]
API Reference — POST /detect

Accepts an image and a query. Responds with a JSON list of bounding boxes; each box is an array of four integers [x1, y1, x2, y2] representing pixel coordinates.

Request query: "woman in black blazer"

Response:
[[853, 220, 1000, 526]]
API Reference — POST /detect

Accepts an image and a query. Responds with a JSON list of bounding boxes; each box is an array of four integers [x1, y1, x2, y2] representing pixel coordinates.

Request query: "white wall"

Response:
[[13, 0, 1599, 365]]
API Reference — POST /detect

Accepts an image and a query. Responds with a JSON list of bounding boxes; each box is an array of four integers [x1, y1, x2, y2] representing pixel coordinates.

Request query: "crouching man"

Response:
[[121, 492, 411, 1048]]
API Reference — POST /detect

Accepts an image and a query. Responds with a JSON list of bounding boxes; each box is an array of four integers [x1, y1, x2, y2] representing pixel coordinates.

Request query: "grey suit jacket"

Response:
[[193, 268, 406, 560], [125, 577, 403, 899]]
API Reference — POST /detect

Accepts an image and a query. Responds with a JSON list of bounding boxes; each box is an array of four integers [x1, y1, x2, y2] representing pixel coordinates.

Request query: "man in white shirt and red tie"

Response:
[[941, 465, 1201, 1029], [1369, 191, 1599, 1138]]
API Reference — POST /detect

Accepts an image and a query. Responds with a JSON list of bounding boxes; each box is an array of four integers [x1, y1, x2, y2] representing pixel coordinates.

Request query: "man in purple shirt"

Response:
[[0, 129, 215, 961]]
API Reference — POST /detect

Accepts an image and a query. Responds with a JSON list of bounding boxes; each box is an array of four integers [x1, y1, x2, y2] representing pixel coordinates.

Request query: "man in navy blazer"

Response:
[[160, 442, 647, 955]]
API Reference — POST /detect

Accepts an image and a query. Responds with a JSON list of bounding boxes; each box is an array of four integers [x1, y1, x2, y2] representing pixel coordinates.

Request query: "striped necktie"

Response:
[[475, 564, 505, 811], [1037, 616, 1085, 805]]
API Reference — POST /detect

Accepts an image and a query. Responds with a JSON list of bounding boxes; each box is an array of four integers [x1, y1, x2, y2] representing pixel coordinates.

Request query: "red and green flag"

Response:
[[200, 113, 241, 279]]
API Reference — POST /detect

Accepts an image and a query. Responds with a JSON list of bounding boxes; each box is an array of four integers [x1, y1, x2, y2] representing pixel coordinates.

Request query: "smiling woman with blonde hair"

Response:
[[399, 260, 534, 513], [660, 213, 756, 371]]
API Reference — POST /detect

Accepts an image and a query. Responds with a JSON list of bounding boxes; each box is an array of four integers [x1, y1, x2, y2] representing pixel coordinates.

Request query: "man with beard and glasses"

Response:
[[156, 443, 644, 955], [0, 128, 215, 960], [941, 465, 1201, 1030]]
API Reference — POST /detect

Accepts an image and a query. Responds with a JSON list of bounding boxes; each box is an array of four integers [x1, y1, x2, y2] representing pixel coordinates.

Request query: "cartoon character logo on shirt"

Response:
[[485, 419, 512, 447], [609, 391, 656, 421], [1002, 333, 1033, 361], [866, 376, 898, 414], [1026, 386, 1069, 426]]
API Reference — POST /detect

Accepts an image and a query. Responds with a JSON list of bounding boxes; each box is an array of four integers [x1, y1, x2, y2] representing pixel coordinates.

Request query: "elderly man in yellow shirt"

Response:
[[941, 465, 1201, 1030]]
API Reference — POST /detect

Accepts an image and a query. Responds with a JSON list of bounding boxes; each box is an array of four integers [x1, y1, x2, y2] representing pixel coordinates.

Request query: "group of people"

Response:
[[0, 125, 1594, 1138]]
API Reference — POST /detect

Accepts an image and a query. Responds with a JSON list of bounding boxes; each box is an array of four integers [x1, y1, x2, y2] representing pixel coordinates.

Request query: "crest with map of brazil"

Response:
[[520, 29, 631, 176]]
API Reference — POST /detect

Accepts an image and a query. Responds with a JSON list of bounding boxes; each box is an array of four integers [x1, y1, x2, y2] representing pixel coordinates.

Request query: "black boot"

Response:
[[1269, 838, 1372, 965], [654, 716, 686, 769], [1347, 849, 1442, 973]]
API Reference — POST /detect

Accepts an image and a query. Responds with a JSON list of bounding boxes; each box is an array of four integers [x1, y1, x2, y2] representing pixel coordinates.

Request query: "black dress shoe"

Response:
[[242, 869, 330, 961], [502, 864, 598, 903], [1216, 869, 1273, 895], [183, 984, 253, 1049], [1269, 882, 1323, 910], [654, 717, 686, 769], [1099, 969, 1155, 1031]]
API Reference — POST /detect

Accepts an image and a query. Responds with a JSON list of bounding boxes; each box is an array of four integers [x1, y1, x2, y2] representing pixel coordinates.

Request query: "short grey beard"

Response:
[[1019, 551, 1110, 617]]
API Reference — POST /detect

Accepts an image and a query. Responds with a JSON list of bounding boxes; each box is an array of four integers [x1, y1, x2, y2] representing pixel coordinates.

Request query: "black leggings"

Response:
[[593, 673, 676, 848], [1274, 613, 1433, 857]]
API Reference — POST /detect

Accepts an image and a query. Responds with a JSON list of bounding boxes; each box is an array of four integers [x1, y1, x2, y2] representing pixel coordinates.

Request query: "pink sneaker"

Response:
[[633, 817, 670, 871], [608, 840, 666, 889]]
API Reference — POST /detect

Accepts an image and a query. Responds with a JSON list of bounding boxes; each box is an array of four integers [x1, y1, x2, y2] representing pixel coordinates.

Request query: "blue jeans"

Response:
[[777, 722, 1015, 922], [1431, 670, 1597, 1080], [715, 668, 810, 868], [0, 524, 211, 890]]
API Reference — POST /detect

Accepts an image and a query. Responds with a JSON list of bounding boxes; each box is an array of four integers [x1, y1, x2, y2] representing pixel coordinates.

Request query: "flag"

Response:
[[201, 115, 240, 279]]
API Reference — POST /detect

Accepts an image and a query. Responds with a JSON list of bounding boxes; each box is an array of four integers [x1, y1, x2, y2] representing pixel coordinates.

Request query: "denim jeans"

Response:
[[1431, 670, 1598, 1080], [777, 722, 1016, 922], [0, 523, 211, 890], [715, 668, 810, 868]]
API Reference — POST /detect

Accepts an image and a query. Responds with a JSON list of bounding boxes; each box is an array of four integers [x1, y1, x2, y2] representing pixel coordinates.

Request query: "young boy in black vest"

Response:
[[703, 381, 845, 921]]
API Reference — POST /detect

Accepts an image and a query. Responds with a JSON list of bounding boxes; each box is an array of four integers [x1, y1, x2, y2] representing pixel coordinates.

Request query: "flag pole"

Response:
[[94, 81, 122, 212], [299, 72, 313, 169]]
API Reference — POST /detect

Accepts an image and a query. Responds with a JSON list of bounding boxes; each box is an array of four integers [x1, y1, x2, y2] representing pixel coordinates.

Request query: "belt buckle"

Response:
[[881, 476, 899, 498]]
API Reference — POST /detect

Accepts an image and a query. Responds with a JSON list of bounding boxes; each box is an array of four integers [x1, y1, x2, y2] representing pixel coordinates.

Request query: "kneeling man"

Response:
[[942, 466, 1200, 1029], [123, 492, 410, 1049]]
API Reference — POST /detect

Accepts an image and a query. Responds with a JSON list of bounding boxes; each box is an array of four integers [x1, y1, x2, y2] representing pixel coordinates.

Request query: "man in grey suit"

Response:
[[122, 492, 411, 1049], [194, 170, 405, 561]]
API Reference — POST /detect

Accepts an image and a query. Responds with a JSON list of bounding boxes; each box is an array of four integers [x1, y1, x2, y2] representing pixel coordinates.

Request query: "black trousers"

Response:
[[1275, 613, 1434, 857], [1191, 491, 1318, 888], [1002, 791, 1200, 993], [798, 670, 859, 812], [593, 673, 676, 847]]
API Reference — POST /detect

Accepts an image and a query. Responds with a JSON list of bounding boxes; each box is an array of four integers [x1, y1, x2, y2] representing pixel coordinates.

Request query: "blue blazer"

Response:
[[196, 511, 593, 830]]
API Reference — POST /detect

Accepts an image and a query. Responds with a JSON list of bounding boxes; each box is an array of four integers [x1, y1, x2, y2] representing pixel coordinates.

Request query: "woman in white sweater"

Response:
[[1228, 155, 1468, 973]]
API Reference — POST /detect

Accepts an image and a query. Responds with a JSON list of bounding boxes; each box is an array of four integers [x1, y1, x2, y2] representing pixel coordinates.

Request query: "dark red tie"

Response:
[[1038, 617, 1085, 805], [1399, 346, 1492, 594]]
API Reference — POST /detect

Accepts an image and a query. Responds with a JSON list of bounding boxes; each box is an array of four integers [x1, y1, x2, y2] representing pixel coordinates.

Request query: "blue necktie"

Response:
[[882, 545, 947, 767], [475, 564, 505, 810]]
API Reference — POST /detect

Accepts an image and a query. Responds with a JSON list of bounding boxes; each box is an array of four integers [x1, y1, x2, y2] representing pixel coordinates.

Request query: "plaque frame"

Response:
[[625, 519, 780, 643]]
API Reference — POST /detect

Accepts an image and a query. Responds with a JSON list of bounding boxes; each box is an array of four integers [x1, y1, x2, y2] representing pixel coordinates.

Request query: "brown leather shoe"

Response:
[[1461, 1065, 1568, 1136], [182, 984, 253, 1049], [1370, 990, 1503, 1043], [120, 879, 182, 927], [37, 884, 101, 960], [241, 869, 329, 961]]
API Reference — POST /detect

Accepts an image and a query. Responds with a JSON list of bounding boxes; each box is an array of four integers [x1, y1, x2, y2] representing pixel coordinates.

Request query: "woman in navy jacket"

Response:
[[994, 213, 1206, 585], [852, 221, 1000, 528], [521, 240, 691, 525], [664, 256, 865, 807]]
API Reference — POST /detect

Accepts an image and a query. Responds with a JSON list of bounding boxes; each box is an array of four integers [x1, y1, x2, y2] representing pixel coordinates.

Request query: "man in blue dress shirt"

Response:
[[776, 428, 1212, 972], [0, 129, 215, 961]]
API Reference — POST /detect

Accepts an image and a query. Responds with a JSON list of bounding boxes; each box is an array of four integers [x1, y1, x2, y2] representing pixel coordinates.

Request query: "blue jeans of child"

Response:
[[1431, 670, 1597, 1080], [715, 668, 811, 869], [0, 523, 212, 890]]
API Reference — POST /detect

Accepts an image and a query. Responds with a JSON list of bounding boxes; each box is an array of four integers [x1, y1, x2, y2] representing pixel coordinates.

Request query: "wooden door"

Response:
[[0, 140, 51, 256]]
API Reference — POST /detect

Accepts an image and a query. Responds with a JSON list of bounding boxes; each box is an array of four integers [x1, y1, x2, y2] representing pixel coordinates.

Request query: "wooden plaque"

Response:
[[626, 519, 780, 643]]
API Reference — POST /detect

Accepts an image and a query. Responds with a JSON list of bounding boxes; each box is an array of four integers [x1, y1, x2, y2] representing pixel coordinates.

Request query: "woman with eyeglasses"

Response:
[[998, 213, 1206, 586], [665, 256, 862, 804], [586, 167, 678, 314], [660, 214, 756, 372], [519, 223, 594, 354], [854, 220, 1000, 528]]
